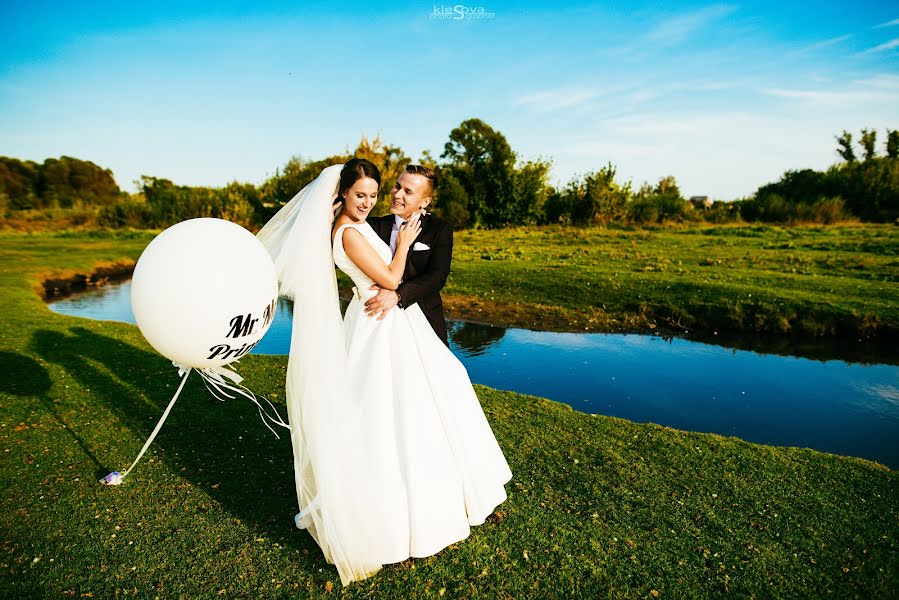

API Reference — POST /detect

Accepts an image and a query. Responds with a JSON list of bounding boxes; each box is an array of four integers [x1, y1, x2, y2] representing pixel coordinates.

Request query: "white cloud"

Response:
[[642, 4, 738, 45], [762, 76, 899, 107], [504, 71, 899, 198], [852, 73, 899, 88], [601, 4, 740, 62], [513, 88, 604, 112], [861, 37, 899, 54], [536, 90, 897, 200], [874, 18, 899, 28], [787, 34, 852, 56], [513, 77, 745, 117], [555, 111, 797, 198]]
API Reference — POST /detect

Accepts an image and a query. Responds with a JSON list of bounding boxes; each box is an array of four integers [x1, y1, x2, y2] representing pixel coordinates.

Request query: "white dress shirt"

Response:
[[389, 214, 404, 256]]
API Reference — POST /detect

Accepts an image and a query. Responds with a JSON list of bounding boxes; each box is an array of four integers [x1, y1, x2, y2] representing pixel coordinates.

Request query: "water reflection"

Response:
[[684, 330, 898, 367], [447, 321, 506, 356]]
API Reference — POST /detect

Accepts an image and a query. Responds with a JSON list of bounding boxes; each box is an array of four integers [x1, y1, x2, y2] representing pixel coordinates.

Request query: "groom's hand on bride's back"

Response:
[[364, 284, 399, 320]]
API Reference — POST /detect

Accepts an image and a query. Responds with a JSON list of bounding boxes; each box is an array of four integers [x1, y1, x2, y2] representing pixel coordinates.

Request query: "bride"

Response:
[[256, 158, 513, 586]]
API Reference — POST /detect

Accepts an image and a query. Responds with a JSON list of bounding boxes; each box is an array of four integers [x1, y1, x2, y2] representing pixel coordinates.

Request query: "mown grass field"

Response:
[[447, 223, 899, 339], [0, 227, 897, 598]]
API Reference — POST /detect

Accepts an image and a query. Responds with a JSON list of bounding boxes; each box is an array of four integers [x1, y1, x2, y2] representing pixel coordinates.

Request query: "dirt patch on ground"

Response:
[[36, 259, 136, 301], [337, 289, 665, 334], [442, 293, 659, 334]]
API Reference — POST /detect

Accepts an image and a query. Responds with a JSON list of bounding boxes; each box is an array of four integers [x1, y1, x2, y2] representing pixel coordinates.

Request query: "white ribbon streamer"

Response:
[[191, 361, 291, 438], [99, 364, 192, 485], [100, 360, 290, 486]]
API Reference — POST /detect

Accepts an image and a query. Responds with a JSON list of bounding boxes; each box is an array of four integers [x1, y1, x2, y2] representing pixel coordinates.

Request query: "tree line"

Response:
[[0, 156, 122, 210], [739, 128, 898, 223], [1, 121, 897, 230]]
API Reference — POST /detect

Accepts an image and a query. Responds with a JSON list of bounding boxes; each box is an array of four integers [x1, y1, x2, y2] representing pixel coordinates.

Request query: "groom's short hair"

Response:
[[405, 164, 438, 196]]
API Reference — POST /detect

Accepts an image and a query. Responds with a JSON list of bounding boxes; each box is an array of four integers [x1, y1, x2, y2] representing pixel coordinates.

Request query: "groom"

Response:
[[365, 164, 452, 346]]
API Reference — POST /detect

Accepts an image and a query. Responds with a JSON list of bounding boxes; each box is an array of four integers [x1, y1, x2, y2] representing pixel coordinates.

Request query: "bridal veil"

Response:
[[256, 164, 381, 585]]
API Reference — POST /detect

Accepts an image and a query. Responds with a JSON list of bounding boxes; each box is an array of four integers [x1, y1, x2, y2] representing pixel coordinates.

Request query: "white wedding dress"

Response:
[[323, 220, 513, 577], [257, 164, 512, 587]]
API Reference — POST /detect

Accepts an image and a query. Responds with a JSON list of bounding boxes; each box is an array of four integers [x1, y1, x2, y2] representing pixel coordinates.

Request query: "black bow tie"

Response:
[[396, 214, 424, 227]]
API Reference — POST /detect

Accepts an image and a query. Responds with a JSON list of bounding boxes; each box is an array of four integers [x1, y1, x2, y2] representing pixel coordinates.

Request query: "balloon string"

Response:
[[100, 363, 290, 486], [115, 367, 192, 483], [195, 368, 291, 438]]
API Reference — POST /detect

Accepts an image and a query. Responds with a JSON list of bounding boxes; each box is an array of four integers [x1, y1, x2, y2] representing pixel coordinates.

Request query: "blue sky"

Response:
[[2, 1, 898, 199]]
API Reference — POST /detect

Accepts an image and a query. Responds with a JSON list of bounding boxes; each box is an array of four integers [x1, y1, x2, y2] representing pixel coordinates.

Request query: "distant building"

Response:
[[689, 196, 713, 210]]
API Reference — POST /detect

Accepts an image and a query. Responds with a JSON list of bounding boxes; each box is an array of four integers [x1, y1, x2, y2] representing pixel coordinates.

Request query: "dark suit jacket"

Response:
[[367, 213, 453, 346]]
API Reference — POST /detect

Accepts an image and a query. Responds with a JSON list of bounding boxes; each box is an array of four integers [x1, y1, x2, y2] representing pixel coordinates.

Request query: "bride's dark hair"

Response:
[[338, 158, 381, 200]]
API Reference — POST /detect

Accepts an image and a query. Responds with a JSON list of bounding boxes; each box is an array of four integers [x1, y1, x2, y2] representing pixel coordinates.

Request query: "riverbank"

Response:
[[1, 224, 897, 596], [15, 223, 899, 341], [449, 223, 898, 339]]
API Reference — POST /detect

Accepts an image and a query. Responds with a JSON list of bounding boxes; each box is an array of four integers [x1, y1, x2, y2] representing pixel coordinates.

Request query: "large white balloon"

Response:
[[131, 218, 279, 368]]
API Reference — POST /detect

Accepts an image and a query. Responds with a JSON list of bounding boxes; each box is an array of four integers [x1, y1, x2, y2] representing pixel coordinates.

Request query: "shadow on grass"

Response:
[[0, 351, 52, 397], [0, 350, 106, 472], [27, 326, 326, 571]]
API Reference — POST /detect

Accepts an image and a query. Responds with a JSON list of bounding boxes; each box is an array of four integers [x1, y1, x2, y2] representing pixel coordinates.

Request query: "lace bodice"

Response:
[[333, 222, 393, 302]]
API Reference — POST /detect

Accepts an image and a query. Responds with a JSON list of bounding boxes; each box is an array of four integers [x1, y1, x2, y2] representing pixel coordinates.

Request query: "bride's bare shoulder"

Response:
[[331, 218, 362, 244], [331, 218, 348, 243]]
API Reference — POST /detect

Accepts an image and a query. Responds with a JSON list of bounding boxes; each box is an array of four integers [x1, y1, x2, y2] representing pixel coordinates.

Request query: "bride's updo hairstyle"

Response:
[[338, 158, 381, 200]]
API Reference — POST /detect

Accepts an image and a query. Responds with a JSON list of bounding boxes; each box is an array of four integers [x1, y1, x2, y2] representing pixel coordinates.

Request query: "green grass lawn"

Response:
[[0, 228, 897, 597], [448, 223, 899, 338]]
